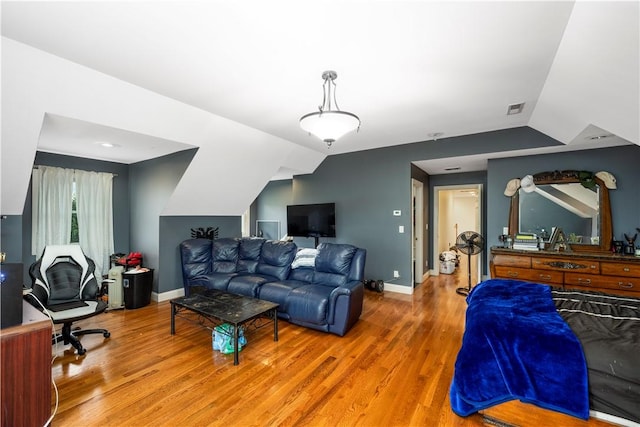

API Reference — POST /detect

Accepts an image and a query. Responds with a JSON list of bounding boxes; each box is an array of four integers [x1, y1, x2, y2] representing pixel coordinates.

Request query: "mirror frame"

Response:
[[508, 170, 612, 253]]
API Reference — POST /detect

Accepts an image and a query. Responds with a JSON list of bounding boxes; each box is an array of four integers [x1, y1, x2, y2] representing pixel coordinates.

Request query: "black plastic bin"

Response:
[[123, 269, 153, 309]]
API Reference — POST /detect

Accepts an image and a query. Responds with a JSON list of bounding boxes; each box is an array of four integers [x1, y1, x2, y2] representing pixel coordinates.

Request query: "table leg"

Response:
[[170, 303, 176, 335], [233, 324, 239, 366], [273, 309, 279, 342]]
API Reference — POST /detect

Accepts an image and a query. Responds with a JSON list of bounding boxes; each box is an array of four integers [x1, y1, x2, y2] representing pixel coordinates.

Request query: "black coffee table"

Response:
[[170, 289, 279, 365]]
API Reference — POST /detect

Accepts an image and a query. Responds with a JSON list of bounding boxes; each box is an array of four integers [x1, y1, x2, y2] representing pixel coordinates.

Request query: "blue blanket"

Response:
[[450, 279, 589, 419]]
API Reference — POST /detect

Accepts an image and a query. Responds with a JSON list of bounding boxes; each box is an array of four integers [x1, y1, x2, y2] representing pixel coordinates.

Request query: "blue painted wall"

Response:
[[5, 128, 638, 295], [487, 144, 640, 256], [253, 127, 564, 288]]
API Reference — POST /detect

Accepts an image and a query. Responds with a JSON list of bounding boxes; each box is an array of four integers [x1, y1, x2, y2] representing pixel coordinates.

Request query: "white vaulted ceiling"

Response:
[[1, 1, 638, 214]]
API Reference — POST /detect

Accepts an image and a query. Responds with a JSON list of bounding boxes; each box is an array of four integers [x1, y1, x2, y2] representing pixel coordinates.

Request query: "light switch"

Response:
[[399, 225, 405, 233], [393, 210, 401, 216]]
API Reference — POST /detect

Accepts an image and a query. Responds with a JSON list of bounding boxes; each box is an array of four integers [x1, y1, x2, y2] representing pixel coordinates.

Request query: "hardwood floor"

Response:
[[48, 269, 612, 427]]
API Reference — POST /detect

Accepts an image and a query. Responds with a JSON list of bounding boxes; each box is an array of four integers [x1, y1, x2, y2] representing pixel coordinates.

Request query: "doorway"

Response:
[[433, 184, 482, 285]]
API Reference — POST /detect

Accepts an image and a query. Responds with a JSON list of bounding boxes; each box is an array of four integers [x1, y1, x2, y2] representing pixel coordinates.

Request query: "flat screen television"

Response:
[[287, 203, 336, 238]]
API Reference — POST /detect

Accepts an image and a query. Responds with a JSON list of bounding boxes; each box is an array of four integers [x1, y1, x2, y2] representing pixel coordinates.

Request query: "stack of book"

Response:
[[513, 233, 539, 251]]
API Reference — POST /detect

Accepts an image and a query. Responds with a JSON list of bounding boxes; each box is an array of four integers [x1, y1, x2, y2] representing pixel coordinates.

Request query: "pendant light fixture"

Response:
[[299, 70, 360, 147]]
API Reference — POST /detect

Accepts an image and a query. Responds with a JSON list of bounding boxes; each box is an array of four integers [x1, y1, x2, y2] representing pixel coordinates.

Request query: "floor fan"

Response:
[[455, 231, 485, 296]]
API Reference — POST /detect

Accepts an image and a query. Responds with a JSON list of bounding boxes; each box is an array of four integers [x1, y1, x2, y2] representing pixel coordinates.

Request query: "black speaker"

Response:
[[1, 263, 24, 328], [363, 279, 384, 293]]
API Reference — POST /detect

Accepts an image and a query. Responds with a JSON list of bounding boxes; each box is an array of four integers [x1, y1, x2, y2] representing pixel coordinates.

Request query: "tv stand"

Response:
[[309, 235, 320, 248]]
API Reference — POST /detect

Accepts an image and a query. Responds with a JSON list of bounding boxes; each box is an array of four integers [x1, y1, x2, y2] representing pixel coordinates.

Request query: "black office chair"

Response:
[[27, 245, 110, 355]]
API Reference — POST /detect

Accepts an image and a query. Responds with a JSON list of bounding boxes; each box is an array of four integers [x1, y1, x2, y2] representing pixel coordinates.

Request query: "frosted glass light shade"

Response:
[[299, 110, 360, 144]]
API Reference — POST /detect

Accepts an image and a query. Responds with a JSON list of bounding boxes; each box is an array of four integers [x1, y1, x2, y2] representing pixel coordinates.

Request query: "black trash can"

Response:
[[123, 269, 153, 309]]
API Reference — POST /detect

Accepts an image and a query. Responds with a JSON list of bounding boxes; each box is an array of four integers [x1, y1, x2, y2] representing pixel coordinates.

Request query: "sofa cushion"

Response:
[[180, 239, 212, 277], [239, 237, 264, 259], [228, 274, 272, 298], [258, 280, 307, 314], [256, 241, 297, 280], [212, 238, 239, 273], [287, 267, 314, 283], [237, 238, 265, 273], [315, 243, 357, 275], [237, 237, 265, 273], [313, 243, 357, 287]]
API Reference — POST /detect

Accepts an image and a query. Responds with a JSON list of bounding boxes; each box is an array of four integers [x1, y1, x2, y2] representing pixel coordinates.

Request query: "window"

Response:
[[32, 166, 115, 275], [71, 183, 79, 243]]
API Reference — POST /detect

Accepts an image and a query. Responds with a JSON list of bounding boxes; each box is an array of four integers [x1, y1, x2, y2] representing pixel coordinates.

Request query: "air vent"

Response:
[[588, 134, 614, 140], [507, 103, 525, 115], [444, 167, 461, 171]]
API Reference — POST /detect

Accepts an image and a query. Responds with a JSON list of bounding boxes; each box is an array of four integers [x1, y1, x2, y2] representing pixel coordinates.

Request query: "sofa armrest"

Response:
[[326, 280, 364, 336]]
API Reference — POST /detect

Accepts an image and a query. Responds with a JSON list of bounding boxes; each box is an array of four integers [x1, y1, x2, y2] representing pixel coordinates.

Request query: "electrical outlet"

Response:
[[393, 270, 400, 278], [399, 225, 404, 233]]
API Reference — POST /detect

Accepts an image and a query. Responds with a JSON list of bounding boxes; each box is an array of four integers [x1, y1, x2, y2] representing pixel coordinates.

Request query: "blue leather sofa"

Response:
[[179, 237, 366, 336]]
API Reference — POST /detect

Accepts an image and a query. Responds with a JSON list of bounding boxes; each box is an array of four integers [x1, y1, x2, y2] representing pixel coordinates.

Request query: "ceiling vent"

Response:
[[507, 103, 525, 115], [444, 166, 461, 171], [588, 134, 614, 140]]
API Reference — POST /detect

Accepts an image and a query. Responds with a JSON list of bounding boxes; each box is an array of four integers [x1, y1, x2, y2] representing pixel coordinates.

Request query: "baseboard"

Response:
[[589, 410, 640, 427], [153, 288, 185, 303], [383, 282, 414, 295]]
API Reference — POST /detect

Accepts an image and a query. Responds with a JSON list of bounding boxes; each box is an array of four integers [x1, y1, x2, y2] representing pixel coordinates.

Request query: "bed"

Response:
[[450, 279, 640, 425]]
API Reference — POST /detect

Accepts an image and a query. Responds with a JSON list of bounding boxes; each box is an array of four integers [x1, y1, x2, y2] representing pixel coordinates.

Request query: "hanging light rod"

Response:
[[299, 70, 360, 147]]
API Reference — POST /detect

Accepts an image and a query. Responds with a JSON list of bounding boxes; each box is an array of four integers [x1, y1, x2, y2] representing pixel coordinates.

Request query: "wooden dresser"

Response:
[[1, 302, 52, 427], [490, 247, 640, 297]]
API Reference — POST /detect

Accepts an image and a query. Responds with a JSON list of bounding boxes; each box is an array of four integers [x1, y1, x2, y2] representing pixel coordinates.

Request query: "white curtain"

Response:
[[31, 166, 75, 257], [75, 169, 114, 277]]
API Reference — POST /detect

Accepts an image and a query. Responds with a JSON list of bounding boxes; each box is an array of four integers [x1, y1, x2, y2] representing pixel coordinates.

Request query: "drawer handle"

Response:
[[623, 267, 630, 272], [618, 282, 634, 288], [539, 274, 552, 280], [507, 271, 519, 278], [577, 278, 591, 285]]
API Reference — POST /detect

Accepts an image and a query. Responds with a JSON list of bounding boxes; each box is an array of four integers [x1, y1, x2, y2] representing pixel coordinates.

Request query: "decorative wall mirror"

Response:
[[508, 170, 612, 253]]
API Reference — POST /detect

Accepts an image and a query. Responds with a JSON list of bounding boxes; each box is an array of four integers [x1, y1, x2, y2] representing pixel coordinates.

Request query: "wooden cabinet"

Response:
[[490, 247, 640, 297], [1, 302, 52, 427]]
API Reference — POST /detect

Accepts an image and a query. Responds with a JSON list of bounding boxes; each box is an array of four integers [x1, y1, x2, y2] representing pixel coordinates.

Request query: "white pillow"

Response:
[[291, 248, 318, 269]]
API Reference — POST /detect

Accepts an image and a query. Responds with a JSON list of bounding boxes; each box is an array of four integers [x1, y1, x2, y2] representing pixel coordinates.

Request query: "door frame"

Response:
[[411, 179, 425, 286], [432, 184, 483, 281]]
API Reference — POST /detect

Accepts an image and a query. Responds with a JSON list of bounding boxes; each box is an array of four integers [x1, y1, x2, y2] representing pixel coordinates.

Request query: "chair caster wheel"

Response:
[[77, 348, 87, 356], [103, 332, 111, 338]]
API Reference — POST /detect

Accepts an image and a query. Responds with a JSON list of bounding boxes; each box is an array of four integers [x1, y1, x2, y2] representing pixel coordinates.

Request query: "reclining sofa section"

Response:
[[179, 238, 366, 336]]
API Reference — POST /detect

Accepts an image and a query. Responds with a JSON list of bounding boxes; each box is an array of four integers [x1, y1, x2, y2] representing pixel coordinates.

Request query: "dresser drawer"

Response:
[[531, 257, 600, 274], [565, 272, 640, 293], [492, 254, 531, 268], [600, 262, 640, 278], [494, 266, 563, 285]]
